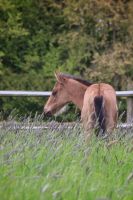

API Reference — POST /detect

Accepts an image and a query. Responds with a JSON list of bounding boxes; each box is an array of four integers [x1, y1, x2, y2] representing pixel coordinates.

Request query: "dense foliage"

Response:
[[0, 0, 133, 118]]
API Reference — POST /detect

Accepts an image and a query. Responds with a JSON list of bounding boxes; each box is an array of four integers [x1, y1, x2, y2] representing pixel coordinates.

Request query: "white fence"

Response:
[[0, 90, 133, 123], [0, 90, 51, 96], [0, 90, 133, 97]]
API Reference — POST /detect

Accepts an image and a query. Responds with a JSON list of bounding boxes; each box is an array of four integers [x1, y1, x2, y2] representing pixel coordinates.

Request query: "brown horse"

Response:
[[44, 72, 118, 141]]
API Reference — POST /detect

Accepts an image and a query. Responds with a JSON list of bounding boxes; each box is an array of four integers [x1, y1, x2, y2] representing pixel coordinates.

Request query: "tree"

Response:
[[52, 0, 133, 89], [0, 0, 65, 117], [0, 0, 133, 119]]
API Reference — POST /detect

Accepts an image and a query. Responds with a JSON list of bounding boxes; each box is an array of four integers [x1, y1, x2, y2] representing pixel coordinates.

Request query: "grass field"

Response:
[[0, 119, 133, 200]]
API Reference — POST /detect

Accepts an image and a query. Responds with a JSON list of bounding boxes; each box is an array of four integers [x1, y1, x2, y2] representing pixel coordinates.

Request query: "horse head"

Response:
[[44, 72, 70, 116]]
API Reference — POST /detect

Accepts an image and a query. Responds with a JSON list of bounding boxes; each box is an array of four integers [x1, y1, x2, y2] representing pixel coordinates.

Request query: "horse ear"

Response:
[[54, 71, 60, 82], [54, 72, 67, 84]]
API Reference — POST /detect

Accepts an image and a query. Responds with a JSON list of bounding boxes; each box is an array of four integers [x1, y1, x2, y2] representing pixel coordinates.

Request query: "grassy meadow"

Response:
[[0, 118, 133, 200]]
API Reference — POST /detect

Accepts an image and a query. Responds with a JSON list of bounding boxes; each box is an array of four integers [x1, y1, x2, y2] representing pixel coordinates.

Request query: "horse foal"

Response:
[[44, 73, 118, 142]]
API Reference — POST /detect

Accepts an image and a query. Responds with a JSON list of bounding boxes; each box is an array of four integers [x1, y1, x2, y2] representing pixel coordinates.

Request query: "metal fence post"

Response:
[[127, 81, 133, 123]]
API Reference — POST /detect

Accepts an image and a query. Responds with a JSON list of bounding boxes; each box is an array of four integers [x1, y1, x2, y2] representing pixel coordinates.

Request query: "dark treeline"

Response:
[[0, 0, 133, 119]]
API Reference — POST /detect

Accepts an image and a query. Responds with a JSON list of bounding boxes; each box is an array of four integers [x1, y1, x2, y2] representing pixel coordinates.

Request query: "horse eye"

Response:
[[52, 91, 57, 96]]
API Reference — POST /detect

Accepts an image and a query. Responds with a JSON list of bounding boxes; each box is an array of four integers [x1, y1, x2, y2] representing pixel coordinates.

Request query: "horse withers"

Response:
[[44, 72, 118, 141]]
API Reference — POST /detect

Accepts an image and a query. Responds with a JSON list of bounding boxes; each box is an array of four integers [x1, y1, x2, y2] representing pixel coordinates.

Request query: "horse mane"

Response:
[[60, 73, 92, 86]]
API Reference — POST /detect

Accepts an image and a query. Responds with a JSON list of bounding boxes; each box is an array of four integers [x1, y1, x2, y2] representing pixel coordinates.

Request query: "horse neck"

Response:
[[66, 80, 88, 110]]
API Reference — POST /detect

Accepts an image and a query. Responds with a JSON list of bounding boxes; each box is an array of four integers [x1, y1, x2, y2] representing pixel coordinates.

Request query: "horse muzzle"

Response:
[[44, 108, 52, 117]]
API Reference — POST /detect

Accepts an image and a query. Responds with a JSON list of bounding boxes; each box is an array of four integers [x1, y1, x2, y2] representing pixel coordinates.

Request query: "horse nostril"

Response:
[[44, 111, 52, 117], [47, 111, 52, 117]]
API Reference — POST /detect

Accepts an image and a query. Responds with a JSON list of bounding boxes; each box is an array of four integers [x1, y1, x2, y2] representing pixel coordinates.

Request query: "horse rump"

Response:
[[94, 95, 105, 135]]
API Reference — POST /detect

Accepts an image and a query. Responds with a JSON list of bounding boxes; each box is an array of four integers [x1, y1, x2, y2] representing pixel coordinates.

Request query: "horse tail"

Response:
[[94, 96, 105, 134]]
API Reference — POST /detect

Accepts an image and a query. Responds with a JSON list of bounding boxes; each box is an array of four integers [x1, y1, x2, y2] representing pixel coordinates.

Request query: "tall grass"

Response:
[[0, 118, 133, 200]]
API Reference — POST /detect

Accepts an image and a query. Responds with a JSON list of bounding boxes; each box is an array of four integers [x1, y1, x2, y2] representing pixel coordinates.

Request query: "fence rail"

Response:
[[0, 90, 133, 97], [0, 90, 133, 123], [116, 91, 133, 97], [0, 90, 51, 96]]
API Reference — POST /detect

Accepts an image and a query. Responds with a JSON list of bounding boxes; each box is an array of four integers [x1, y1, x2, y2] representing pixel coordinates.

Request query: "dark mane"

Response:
[[60, 73, 92, 86]]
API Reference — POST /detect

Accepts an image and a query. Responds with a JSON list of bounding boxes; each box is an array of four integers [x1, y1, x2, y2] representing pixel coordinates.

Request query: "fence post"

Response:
[[127, 80, 133, 123]]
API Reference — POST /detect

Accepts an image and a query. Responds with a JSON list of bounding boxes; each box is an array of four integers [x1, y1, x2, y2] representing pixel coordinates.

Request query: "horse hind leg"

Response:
[[105, 118, 116, 134], [82, 113, 96, 143]]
